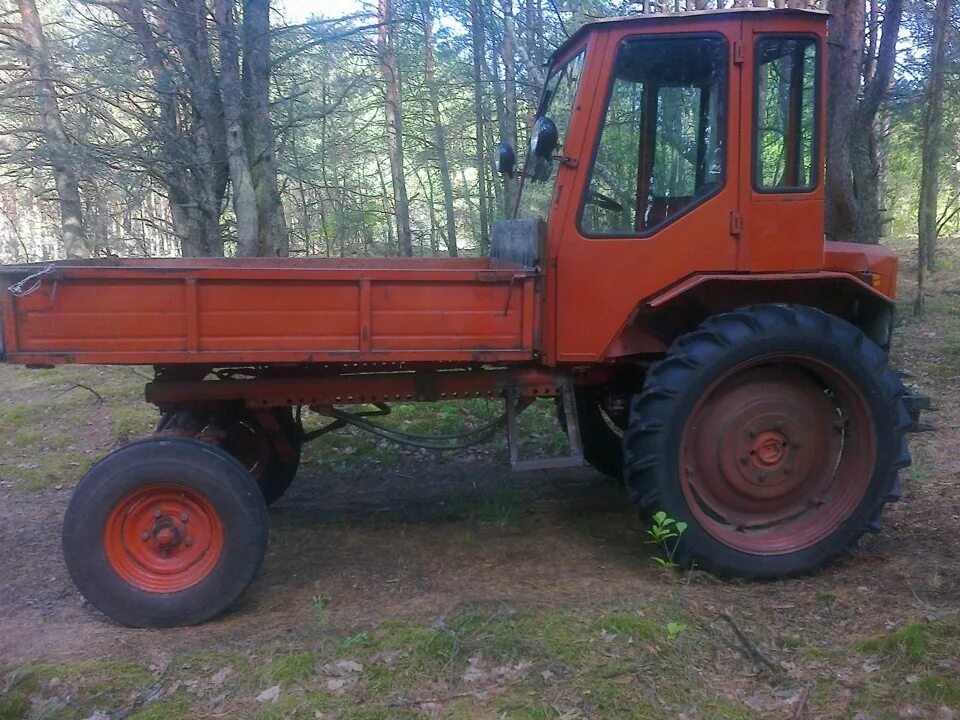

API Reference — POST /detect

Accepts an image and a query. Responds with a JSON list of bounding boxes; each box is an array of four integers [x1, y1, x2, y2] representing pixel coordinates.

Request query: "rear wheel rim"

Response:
[[104, 484, 224, 592], [679, 357, 876, 555]]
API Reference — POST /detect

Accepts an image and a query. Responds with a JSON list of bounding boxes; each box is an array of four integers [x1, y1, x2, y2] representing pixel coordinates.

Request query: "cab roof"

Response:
[[549, 7, 829, 64]]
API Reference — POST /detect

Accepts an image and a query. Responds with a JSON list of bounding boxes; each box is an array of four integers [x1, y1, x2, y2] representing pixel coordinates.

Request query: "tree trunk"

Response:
[[421, 0, 458, 257], [824, 0, 902, 244], [469, 0, 490, 252], [156, 0, 228, 257], [214, 0, 260, 257], [378, 0, 413, 257], [916, 0, 952, 313], [501, 0, 519, 215], [15, 0, 89, 258], [242, 0, 290, 256]]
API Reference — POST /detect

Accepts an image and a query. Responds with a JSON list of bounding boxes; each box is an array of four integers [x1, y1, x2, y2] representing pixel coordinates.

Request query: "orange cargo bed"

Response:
[[0, 257, 540, 366]]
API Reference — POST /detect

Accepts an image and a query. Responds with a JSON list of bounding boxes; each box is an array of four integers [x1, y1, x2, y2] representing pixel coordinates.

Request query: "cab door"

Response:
[[551, 18, 744, 363], [738, 15, 826, 271]]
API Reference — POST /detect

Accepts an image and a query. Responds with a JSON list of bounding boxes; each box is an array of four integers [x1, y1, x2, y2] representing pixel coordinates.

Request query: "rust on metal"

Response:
[[679, 359, 875, 555]]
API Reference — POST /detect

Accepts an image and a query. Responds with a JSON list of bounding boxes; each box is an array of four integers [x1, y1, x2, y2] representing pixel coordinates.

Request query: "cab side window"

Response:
[[754, 36, 819, 191], [580, 35, 727, 236]]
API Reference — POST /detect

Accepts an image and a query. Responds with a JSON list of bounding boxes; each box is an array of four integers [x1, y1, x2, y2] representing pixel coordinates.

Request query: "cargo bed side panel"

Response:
[[0, 263, 539, 365]]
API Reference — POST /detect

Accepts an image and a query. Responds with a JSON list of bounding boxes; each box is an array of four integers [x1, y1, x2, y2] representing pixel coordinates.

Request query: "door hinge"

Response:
[[733, 40, 745, 65], [730, 211, 744, 236]]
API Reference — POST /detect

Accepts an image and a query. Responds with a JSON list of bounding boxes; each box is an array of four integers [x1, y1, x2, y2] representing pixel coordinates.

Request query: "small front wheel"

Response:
[[63, 438, 268, 627]]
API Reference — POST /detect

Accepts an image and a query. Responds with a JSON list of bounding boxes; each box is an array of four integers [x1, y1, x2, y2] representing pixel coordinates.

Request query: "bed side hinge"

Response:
[[733, 40, 745, 65]]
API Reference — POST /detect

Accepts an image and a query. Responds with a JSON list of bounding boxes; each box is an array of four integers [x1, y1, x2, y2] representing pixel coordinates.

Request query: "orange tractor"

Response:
[[0, 8, 928, 627]]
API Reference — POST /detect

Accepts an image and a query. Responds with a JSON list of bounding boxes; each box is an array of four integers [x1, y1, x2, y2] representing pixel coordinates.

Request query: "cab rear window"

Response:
[[753, 36, 819, 192]]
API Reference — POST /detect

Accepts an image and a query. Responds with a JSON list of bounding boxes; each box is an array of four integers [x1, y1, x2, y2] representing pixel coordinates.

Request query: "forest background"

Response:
[[0, 0, 957, 304]]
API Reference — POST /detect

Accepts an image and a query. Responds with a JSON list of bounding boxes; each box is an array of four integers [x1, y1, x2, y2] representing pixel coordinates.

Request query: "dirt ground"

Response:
[[0, 251, 958, 719]]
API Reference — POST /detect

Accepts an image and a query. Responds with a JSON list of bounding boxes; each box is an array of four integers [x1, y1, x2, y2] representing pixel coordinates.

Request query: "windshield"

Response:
[[515, 49, 585, 220]]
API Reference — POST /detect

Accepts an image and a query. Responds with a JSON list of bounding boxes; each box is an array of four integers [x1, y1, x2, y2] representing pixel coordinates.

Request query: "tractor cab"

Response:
[[508, 8, 824, 245], [496, 9, 895, 365]]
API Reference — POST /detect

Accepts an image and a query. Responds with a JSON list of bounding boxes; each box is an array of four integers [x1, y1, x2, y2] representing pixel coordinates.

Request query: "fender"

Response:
[[605, 270, 897, 359]]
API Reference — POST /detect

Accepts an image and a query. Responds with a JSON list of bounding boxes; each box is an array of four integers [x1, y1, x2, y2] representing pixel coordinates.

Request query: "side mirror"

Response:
[[496, 142, 516, 177], [529, 117, 558, 160]]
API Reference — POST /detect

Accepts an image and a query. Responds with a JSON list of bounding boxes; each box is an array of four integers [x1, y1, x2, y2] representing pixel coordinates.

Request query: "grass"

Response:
[[0, 365, 151, 491], [2, 582, 960, 718], [0, 602, 688, 718], [464, 483, 525, 526], [857, 621, 933, 663]]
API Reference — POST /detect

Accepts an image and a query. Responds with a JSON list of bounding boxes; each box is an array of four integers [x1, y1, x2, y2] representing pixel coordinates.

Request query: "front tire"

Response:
[[624, 304, 911, 579], [62, 438, 269, 627]]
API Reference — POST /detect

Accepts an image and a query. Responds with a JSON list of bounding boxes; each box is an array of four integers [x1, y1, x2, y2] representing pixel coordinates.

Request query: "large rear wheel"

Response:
[[63, 437, 269, 627], [624, 304, 911, 578]]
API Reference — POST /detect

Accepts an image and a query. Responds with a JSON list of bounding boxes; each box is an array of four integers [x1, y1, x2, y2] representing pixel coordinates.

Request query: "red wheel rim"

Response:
[[104, 484, 224, 593], [680, 357, 876, 555], [222, 419, 271, 482]]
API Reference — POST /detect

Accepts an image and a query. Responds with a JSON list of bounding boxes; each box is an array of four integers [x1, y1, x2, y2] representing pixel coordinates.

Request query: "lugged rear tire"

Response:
[[623, 304, 912, 579], [63, 437, 269, 627]]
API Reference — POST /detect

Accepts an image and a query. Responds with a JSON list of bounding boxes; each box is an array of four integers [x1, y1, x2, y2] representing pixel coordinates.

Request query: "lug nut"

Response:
[[141, 531, 149, 541], [154, 509, 162, 518], [739, 456, 748, 465], [180, 513, 189, 522], [184, 537, 193, 547]]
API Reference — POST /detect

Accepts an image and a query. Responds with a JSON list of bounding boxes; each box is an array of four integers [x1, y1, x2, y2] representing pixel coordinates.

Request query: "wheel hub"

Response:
[[104, 484, 223, 593], [751, 429, 788, 468], [153, 523, 180, 548], [680, 360, 876, 555]]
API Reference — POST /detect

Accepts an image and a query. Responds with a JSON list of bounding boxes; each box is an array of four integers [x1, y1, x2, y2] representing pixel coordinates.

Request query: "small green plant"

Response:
[[665, 622, 688, 639], [341, 632, 369, 651], [645, 511, 687, 569]]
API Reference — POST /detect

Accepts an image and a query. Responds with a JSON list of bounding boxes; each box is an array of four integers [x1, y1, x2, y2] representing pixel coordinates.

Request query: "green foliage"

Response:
[[466, 484, 525, 527], [645, 510, 688, 569], [665, 621, 688, 639], [262, 651, 318, 686], [857, 622, 931, 662], [341, 632, 369, 651]]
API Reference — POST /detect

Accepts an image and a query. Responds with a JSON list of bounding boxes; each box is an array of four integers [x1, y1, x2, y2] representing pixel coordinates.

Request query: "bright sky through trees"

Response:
[[279, 0, 366, 21]]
